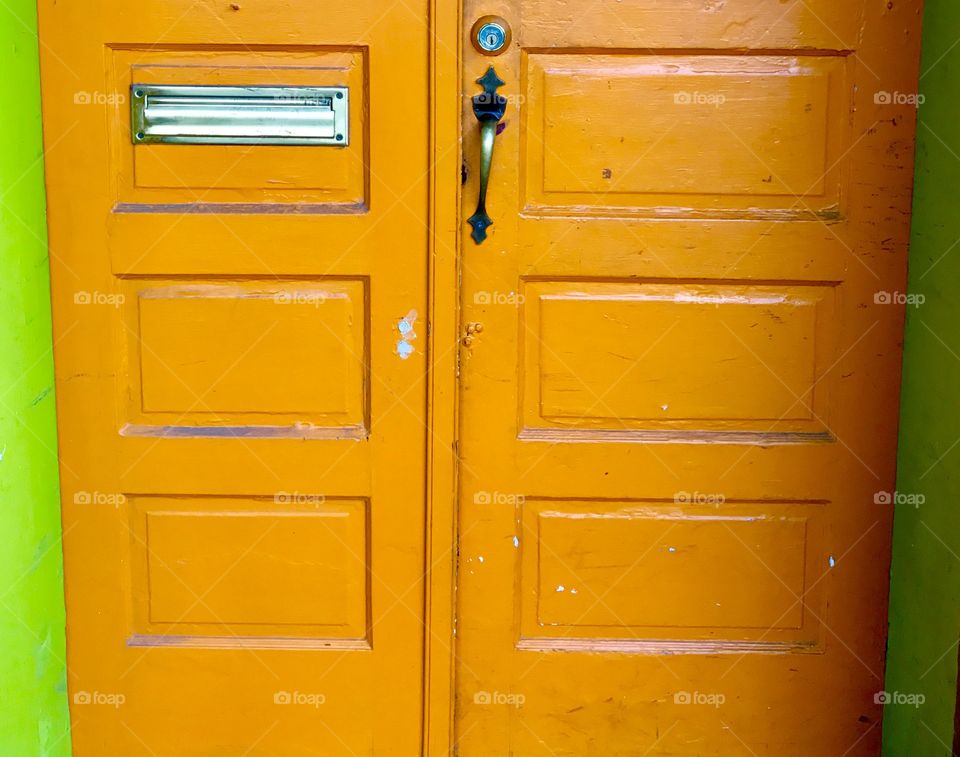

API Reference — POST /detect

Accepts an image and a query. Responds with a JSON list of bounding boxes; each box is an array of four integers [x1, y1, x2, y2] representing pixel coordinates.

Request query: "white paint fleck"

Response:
[[661, 404, 669, 411], [555, 585, 565, 593], [828, 555, 836, 568], [570, 588, 578, 595], [668, 546, 677, 553], [478, 555, 484, 563], [0, 446, 6, 462], [512, 536, 520, 548], [395, 310, 418, 359]]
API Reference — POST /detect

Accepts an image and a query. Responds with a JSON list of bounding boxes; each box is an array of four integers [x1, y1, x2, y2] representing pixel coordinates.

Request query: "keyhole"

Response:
[[471, 16, 511, 55]]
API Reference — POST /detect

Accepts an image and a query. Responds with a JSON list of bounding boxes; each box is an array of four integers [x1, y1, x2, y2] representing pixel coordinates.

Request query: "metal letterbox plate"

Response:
[[130, 85, 349, 146]]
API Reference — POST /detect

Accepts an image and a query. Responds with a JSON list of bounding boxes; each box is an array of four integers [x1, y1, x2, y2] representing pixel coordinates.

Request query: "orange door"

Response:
[[455, 1, 922, 755], [38, 2, 430, 755], [40, 1, 924, 755]]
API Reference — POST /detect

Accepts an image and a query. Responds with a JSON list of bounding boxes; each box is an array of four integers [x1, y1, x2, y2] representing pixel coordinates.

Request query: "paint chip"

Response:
[[395, 310, 418, 359], [828, 555, 836, 568], [556, 585, 565, 592], [512, 536, 520, 548]]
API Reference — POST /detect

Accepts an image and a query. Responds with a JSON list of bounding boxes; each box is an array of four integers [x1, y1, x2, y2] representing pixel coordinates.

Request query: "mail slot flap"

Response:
[[131, 85, 349, 146]]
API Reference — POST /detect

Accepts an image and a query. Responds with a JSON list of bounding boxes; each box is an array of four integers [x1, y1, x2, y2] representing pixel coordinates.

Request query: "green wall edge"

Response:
[[0, 0, 71, 755], [883, 0, 960, 754]]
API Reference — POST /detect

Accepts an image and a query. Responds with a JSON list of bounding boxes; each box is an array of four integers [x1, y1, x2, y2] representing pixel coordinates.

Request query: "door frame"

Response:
[[423, 1, 462, 754]]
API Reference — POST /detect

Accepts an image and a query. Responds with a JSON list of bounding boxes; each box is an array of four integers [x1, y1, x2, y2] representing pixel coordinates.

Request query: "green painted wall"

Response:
[[0, 0, 71, 755], [883, 0, 960, 754]]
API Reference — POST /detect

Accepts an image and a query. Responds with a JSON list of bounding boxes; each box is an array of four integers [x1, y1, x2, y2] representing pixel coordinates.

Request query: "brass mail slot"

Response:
[[130, 85, 349, 146]]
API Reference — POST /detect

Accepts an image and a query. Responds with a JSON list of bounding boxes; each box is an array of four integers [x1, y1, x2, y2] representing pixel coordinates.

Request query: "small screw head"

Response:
[[135, 131, 145, 141], [336, 134, 344, 141]]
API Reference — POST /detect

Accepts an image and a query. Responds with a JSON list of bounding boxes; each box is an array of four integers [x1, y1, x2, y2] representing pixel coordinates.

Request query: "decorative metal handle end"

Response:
[[467, 210, 493, 244]]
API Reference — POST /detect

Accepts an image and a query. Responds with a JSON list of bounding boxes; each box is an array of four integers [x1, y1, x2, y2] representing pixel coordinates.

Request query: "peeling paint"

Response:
[[396, 309, 418, 359]]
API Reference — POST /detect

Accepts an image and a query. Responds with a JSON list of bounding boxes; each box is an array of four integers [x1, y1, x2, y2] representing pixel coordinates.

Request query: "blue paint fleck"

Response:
[[395, 310, 418, 359]]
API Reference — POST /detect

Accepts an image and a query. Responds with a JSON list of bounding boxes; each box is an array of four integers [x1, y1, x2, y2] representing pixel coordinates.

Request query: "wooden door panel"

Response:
[[519, 0, 864, 50], [122, 279, 368, 435], [457, 0, 921, 754], [109, 47, 368, 209], [39, 1, 429, 755], [524, 53, 846, 219], [520, 280, 836, 440], [517, 499, 825, 651]]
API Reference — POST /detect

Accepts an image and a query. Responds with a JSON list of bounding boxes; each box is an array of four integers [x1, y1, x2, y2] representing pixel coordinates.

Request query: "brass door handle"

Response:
[[467, 67, 507, 245]]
